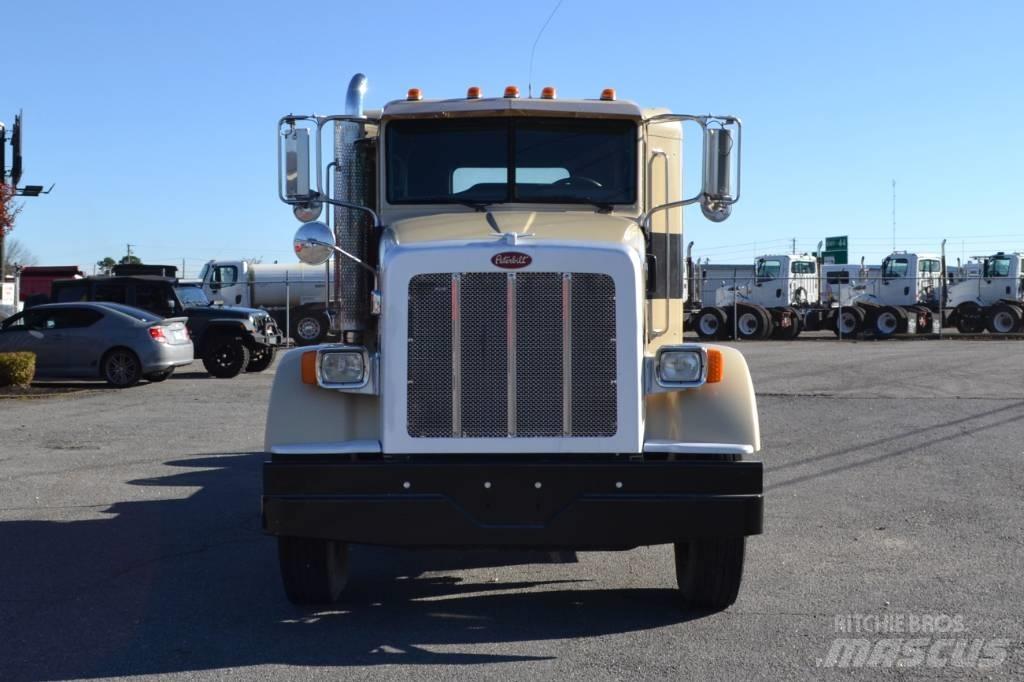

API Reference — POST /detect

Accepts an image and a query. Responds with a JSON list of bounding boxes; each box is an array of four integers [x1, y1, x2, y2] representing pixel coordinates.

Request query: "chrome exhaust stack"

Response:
[[333, 73, 372, 342]]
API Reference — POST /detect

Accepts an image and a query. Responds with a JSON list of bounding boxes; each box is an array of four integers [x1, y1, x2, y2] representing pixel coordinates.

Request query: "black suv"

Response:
[[51, 276, 282, 378]]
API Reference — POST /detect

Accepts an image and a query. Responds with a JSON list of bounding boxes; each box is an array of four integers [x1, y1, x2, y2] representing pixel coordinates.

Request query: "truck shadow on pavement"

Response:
[[0, 453, 696, 680]]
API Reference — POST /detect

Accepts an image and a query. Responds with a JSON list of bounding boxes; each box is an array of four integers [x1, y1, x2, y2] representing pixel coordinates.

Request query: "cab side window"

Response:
[[213, 266, 238, 287], [791, 261, 816, 275]]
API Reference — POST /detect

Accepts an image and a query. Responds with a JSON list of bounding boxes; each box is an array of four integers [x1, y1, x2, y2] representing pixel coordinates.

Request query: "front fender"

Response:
[[264, 347, 380, 453], [644, 344, 761, 453]]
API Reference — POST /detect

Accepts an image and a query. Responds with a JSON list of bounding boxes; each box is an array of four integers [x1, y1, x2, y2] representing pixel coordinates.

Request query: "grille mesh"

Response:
[[460, 273, 508, 437], [407, 274, 452, 437], [516, 273, 564, 437], [571, 274, 618, 436], [407, 272, 616, 438]]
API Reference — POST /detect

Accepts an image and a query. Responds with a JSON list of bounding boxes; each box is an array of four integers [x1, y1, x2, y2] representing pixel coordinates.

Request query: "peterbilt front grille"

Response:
[[407, 272, 617, 438]]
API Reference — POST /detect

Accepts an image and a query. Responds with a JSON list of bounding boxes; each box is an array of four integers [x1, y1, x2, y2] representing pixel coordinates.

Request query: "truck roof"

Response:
[[380, 96, 645, 120]]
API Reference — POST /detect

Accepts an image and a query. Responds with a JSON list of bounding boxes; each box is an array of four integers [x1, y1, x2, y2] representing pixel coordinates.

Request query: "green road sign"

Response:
[[825, 236, 848, 251]]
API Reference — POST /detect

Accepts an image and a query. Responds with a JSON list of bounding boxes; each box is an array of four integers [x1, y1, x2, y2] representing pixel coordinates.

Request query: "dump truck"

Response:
[[260, 75, 763, 611]]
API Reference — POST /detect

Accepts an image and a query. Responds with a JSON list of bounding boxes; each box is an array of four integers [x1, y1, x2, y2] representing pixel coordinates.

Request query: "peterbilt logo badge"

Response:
[[491, 252, 532, 269]]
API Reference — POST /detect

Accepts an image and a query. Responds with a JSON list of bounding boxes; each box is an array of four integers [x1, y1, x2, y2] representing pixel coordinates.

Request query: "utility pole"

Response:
[[126, 243, 135, 261], [791, 237, 797, 255], [892, 179, 896, 251]]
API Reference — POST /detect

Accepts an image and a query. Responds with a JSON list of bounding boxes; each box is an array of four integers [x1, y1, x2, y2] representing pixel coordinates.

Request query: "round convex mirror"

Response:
[[293, 221, 335, 266]]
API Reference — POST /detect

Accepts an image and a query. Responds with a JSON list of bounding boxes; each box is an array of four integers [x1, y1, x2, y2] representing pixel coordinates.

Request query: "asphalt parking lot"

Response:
[[1, 340, 1022, 680]]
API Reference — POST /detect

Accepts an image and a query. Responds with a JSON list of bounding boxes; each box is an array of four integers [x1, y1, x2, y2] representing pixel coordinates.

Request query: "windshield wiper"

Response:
[[454, 199, 495, 212]]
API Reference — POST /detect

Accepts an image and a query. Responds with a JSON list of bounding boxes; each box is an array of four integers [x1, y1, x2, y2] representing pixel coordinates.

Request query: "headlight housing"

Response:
[[321, 350, 364, 384], [646, 345, 725, 394], [657, 348, 706, 385], [301, 345, 371, 389], [658, 349, 705, 384]]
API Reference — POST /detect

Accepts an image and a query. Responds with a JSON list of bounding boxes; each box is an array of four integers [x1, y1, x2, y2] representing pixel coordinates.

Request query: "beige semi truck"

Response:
[[261, 75, 763, 610]]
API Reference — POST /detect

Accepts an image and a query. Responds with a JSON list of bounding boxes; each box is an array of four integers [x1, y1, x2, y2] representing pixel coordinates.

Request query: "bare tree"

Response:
[[0, 183, 24, 281], [2, 237, 37, 271]]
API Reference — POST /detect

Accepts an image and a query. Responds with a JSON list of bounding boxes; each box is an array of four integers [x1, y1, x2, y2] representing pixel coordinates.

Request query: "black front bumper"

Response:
[[262, 456, 763, 550]]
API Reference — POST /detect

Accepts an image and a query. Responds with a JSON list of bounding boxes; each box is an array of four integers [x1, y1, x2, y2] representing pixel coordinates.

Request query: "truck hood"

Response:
[[185, 305, 268, 320], [386, 210, 645, 250]]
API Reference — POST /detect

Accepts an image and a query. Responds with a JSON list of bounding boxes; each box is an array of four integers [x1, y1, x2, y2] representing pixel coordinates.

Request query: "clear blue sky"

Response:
[[4, 0, 1022, 274]]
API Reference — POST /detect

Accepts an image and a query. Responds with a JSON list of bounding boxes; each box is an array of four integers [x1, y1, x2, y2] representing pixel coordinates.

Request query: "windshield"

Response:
[[175, 285, 211, 308], [386, 117, 637, 206], [985, 256, 1012, 278]]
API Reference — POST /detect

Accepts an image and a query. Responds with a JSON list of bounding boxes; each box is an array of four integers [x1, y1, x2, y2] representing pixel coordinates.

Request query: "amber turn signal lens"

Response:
[[301, 350, 318, 384], [706, 348, 724, 383]]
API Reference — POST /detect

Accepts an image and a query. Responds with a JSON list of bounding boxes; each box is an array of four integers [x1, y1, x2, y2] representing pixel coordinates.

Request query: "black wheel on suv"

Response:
[[202, 338, 251, 378], [246, 345, 276, 372], [278, 536, 349, 605]]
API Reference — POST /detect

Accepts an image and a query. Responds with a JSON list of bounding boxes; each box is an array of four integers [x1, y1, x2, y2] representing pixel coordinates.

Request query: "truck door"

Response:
[[981, 255, 1013, 302], [208, 263, 245, 306], [880, 256, 912, 305], [752, 258, 783, 306]]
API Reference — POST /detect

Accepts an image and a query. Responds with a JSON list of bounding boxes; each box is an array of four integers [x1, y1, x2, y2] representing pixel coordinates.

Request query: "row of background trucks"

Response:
[[686, 245, 1024, 340]]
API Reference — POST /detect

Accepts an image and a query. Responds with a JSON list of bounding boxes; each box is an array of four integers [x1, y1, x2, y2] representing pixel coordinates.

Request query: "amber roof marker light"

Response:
[[406, 88, 422, 101], [600, 88, 616, 101], [540, 86, 557, 99], [504, 85, 520, 98], [466, 86, 482, 99]]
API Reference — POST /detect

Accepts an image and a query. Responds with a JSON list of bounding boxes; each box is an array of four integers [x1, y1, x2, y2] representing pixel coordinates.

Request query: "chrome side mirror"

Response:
[[284, 127, 312, 200], [293, 221, 336, 266], [701, 127, 734, 222]]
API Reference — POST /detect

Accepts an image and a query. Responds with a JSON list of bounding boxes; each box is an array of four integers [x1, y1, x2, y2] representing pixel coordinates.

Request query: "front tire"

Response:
[[102, 349, 142, 388], [246, 345, 276, 372], [278, 536, 350, 605], [954, 302, 985, 334], [675, 537, 746, 610], [202, 339, 251, 378]]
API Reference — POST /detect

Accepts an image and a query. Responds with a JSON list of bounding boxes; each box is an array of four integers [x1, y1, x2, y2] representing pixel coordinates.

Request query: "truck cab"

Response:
[[864, 251, 942, 307], [714, 254, 819, 309], [946, 252, 1024, 333], [262, 77, 761, 610]]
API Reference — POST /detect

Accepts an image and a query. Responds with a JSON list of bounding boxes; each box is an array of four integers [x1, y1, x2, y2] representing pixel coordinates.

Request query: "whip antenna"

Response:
[[528, 0, 566, 98]]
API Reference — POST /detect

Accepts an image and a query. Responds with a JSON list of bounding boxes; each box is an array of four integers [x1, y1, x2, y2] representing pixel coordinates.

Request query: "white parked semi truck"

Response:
[[694, 250, 941, 340], [199, 259, 335, 344], [260, 75, 763, 610], [945, 252, 1024, 333]]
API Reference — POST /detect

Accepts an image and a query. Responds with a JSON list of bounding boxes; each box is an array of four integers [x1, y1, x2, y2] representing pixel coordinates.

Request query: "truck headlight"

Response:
[[658, 349, 705, 384], [320, 350, 365, 385]]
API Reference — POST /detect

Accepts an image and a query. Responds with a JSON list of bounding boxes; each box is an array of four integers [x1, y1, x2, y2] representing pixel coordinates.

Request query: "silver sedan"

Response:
[[0, 302, 194, 387]]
